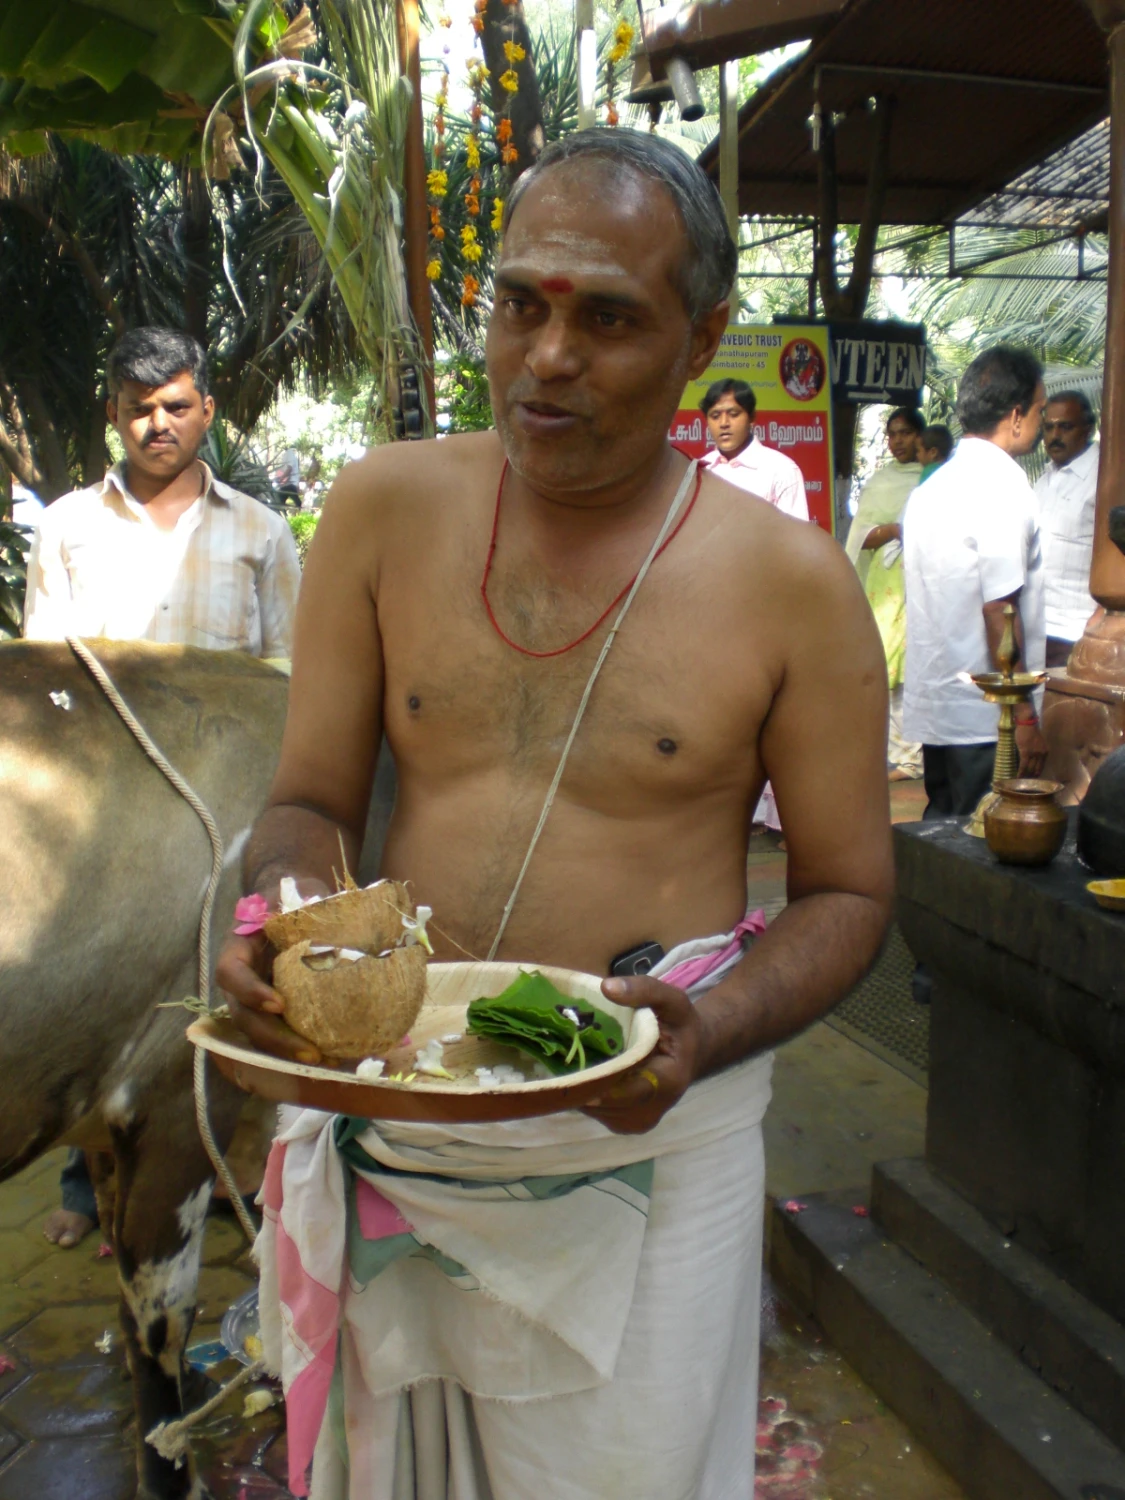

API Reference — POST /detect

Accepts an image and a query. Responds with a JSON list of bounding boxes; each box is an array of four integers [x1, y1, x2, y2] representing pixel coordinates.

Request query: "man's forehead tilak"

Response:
[[499, 169, 682, 294]]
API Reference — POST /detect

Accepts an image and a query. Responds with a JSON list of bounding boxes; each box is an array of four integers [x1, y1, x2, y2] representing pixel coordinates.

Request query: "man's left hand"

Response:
[[1016, 720, 1049, 777], [581, 975, 705, 1135]]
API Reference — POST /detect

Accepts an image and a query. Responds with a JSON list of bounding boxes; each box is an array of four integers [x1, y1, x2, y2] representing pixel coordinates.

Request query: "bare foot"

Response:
[[43, 1208, 96, 1249]]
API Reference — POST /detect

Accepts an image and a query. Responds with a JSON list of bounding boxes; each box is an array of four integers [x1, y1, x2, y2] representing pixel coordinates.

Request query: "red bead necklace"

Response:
[[480, 459, 703, 660]]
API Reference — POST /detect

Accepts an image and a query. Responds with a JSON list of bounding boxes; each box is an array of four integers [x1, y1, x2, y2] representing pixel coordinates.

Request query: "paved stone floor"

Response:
[[0, 776, 962, 1498]]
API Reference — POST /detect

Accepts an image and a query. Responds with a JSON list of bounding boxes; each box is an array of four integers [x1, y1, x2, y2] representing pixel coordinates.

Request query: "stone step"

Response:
[[771, 1191, 1125, 1500], [872, 1157, 1125, 1453]]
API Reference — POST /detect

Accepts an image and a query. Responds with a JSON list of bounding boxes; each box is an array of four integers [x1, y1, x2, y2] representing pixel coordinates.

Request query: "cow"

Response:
[[0, 640, 292, 1500]]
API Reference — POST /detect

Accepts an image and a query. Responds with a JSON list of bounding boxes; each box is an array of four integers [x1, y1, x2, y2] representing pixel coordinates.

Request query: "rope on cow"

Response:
[[65, 637, 258, 1246], [146, 1357, 267, 1467]]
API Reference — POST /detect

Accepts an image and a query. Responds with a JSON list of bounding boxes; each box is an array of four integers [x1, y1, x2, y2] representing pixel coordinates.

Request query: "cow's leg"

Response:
[[109, 1065, 245, 1500], [88, 1149, 116, 1247]]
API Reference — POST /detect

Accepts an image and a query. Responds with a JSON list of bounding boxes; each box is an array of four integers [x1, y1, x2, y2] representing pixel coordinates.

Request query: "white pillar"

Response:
[[576, 0, 596, 129], [719, 58, 741, 319]]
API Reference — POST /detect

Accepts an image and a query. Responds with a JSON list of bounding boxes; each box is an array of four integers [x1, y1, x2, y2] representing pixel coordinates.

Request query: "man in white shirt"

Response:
[[1033, 391, 1100, 668], [903, 345, 1049, 818], [24, 326, 301, 1248], [698, 379, 809, 520]]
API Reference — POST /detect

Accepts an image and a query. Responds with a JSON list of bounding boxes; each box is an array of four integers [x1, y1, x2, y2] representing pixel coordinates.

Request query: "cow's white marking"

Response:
[[224, 826, 251, 869], [176, 1183, 210, 1242], [48, 690, 73, 711], [104, 1083, 135, 1127], [121, 1195, 208, 1379], [196, 825, 250, 903]]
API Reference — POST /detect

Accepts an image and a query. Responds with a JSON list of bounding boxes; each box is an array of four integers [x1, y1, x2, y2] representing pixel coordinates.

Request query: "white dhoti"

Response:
[[257, 926, 772, 1500]]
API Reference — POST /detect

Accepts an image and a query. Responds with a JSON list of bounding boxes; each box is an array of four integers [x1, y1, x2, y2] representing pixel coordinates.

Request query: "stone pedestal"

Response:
[[897, 819, 1125, 1318], [771, 821, 1125, 1498]]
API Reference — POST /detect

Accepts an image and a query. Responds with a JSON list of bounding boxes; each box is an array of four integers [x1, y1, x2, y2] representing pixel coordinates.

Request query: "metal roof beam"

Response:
[[638, 0, 845, 78]]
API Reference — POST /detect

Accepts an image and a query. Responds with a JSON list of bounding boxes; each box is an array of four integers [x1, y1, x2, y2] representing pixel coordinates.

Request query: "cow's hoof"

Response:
[[136, 1482, 212, 1500]]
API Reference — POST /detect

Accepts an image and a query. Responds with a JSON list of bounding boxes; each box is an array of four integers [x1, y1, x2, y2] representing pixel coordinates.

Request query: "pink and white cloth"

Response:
[[256, 914, 771, 1500]]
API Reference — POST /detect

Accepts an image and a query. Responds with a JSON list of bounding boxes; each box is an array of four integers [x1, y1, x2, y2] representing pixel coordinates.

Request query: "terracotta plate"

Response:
[[188, 960, 658, 1123]]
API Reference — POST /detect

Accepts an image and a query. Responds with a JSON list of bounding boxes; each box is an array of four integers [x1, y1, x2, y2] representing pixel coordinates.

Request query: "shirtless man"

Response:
[[218, 130, 892, 1497]]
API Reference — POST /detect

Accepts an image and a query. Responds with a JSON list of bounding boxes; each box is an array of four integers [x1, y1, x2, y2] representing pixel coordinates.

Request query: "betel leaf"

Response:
[[466, 971, 626, 1077]]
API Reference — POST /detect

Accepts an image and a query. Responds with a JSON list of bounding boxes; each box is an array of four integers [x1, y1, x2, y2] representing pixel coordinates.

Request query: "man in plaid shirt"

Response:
[[24, 326, 301, 1246]]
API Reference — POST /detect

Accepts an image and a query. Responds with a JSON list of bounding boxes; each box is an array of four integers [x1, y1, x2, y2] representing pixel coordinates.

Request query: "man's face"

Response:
[[1042, 398, 1092, 468], [706, 396, 753, 457], [486, 163, 727, 498], [886, 417, 919, 464], [1010, 381, 1048, 458], [107, 372, 214, 482]]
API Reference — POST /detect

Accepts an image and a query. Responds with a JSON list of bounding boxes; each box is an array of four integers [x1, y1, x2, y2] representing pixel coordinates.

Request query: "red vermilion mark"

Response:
[[540, 277, 574, 293]]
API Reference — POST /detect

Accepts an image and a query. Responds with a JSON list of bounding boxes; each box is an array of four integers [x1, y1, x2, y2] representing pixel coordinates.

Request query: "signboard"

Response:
[[671, 324, 835, 533], [828, 319, 927, 405]]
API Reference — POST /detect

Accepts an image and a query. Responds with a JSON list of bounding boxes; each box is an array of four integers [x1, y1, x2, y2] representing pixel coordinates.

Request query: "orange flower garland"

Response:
[[605, 14, 634, 127], [427, 54, 450, 281]]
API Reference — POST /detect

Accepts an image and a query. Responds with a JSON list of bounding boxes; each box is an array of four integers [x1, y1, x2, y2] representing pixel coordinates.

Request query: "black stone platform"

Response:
[[770, 820, 1125, 1500], [897, 816, 1125, 1320]]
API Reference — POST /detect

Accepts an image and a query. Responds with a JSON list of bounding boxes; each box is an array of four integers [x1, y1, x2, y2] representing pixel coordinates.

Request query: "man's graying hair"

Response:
[[503, 129, 738, 321], [1049, 389, 1096, 429], [107, 327, 209, 399]]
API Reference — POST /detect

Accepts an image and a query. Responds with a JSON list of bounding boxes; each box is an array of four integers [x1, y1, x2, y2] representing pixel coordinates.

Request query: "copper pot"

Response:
[[983, 779, 1067, 866]]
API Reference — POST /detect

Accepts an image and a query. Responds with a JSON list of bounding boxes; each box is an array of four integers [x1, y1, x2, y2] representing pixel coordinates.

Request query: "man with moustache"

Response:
[[24, 326, 299, 1249], [1033, 390, 1101, 668], [218, 130, 892, 1499]]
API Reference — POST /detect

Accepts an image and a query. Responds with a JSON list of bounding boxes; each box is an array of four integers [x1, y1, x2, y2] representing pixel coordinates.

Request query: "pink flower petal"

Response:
[[234, 894, 270, 934], [97, 1242, 114, 1258], [0, 1355, 16, 1375], [783, 1200, 808, 1214], [852, 1204, 870, 1217]]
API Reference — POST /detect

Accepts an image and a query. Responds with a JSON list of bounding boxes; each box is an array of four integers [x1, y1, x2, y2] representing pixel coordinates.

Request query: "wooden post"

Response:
[[1089, 14, 1125, 607], [718, 58, 741, 319], [576, 0, 596, 129], [395, 0, 436, 430]]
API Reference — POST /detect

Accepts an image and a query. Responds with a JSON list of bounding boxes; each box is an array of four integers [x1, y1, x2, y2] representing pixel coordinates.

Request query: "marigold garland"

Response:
[[605, 14, 634, 126], [460, 57, 491, 306], [491, 197, 505, 231], [461, 225, 483, 262]]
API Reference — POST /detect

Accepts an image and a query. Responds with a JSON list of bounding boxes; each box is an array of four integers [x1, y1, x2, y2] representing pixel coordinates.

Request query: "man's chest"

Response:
[[378, 547, 773, 800]]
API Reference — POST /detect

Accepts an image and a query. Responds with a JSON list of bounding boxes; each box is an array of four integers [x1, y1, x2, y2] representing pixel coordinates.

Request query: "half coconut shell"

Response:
[[273, 941, 428, 1060], [264, 879, 412, 954]]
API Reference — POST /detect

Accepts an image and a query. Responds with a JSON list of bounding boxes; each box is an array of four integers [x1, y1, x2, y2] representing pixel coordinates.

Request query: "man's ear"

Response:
[[202, 393, 215, 431], [106, 397, 117, 427], [687, 300, 730, 380]]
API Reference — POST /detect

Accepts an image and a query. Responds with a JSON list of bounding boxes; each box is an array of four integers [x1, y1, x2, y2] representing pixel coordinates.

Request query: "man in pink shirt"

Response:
[[698, 378, 810, 520]]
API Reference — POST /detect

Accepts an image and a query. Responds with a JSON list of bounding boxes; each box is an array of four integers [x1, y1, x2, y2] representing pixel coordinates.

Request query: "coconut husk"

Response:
[[273, 941, 428, 1060], [264, 879, 412, 955]]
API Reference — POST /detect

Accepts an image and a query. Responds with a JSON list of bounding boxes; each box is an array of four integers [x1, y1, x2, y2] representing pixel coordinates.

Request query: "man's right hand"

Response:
[[215, 877, 331, 1065], [1016, 720, 1049, 779]]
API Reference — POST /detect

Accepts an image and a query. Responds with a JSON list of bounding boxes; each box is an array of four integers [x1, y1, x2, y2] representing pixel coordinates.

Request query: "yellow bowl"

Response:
[[1087, 879, 1125, 912]]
